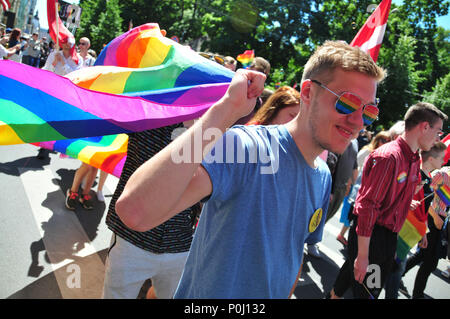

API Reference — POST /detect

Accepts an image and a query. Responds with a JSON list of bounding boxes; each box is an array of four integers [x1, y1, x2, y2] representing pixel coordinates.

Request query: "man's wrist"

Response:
[[209, 98, 244, 129]]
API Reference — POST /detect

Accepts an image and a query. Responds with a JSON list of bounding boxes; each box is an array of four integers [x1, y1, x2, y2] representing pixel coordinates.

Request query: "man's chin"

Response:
[[320, 141, 349, 155]]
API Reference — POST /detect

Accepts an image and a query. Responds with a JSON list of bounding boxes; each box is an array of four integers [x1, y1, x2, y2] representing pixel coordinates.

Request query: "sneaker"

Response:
[[65, 189, 78, 210], [398, 280, 409, 296], [79, 193, 94, 210], [442, 266, 450, 279], [96, 190, 105, 202], [307, 244, 321, 258]]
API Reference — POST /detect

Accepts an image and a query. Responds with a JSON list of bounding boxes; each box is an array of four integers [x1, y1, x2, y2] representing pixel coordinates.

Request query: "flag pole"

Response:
[[55, 0, 59, 50]]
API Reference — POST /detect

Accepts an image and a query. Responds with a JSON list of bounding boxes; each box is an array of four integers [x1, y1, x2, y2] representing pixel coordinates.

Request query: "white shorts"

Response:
[[102, 234, 189, 299]]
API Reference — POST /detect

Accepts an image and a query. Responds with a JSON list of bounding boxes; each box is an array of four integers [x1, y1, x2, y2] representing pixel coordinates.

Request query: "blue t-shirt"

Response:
[[174, 125, 331, 298]]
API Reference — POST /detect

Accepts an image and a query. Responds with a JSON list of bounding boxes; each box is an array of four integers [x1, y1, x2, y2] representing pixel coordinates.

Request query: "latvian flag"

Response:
[[1, 0, 10, 11], [350, 0, 392, 62]]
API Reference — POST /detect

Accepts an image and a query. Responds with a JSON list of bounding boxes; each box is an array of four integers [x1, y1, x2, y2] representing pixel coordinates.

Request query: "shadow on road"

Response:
[[10, 249, 108, 299], [293, 247, 354, 299], [0, 155, 52, 176], [27, 168, 106, 279]]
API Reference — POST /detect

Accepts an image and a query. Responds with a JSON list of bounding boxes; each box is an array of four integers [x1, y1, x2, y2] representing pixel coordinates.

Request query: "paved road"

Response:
[[0, 143, 449, 299]]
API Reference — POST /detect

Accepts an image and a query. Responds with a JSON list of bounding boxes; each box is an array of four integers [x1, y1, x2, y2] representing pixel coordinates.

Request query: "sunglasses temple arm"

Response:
[[320, 84, 341, 99]]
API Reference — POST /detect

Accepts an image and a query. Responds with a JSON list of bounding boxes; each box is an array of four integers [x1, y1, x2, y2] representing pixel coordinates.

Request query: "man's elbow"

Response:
[[115, 193, 149, 232]]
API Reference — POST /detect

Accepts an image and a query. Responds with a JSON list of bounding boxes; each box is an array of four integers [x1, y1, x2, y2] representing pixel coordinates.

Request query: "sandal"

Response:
[[336, 234, 348, 246]]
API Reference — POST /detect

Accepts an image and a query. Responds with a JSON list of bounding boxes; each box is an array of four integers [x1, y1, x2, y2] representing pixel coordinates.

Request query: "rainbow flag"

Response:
[[33, 135, 128, 177], [436, 184, 450, 207], [0, 23, 234, 145], [236, 50, 254, 68], [0, 23, 234, 176], [429, 167, 450, 216], [397, 208, 428, 261]]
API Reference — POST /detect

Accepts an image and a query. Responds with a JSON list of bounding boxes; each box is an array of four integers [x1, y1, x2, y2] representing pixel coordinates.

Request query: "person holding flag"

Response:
[[115, 39, 386, 298], [383, 141, 447, 299], [0, 0, 10, 12], [42, 0, 81, 76], [327, 0, 445, 299], [36, 0, 82, 160]]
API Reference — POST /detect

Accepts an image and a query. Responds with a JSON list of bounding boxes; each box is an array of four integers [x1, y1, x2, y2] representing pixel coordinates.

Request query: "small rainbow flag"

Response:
[[429, 167, 450, 216], [397, 209, 427, 261], [236, 49, 254, 68], [436, 184, 450, 207]]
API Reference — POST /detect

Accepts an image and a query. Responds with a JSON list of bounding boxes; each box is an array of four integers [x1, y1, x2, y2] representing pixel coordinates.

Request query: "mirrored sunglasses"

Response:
[[199, 52, 224, 65], [311, 79, 379, 126]]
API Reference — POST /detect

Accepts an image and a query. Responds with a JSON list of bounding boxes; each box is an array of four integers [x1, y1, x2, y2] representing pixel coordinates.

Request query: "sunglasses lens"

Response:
[[336, 93, 378, 125], [362, 104, 379, 125], [336, 92, 362, 115], [214, 56, 224, 65]]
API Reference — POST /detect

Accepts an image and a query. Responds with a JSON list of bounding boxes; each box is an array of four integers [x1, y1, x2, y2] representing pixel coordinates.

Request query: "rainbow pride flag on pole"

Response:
[[397, 207, 428, 261], [236, 50, 254, 68], [0, 24, 234, 176], [429, 167, 450, 216]]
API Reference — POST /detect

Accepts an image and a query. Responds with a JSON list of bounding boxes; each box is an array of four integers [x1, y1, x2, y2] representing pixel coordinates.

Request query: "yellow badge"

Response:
[[309, 208, 323, 233]]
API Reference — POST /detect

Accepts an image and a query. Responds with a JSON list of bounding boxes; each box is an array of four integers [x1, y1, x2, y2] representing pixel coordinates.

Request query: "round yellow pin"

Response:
[[309, 208, 323, 233]]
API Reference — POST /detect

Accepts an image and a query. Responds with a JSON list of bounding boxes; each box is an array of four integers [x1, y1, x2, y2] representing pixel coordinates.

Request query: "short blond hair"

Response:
[[301, 40, 386, 84]]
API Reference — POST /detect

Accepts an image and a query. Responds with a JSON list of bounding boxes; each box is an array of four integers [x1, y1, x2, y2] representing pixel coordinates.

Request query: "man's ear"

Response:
[[300, 80, 313, 107], [419, 121, 430, 133]]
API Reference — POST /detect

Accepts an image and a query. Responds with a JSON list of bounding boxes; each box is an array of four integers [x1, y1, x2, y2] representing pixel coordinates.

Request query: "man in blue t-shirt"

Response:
[[116, 40, 386, 298]]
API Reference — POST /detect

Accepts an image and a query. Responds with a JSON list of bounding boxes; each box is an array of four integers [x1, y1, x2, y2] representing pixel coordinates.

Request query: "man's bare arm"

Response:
[[116, 69, 266, 231]]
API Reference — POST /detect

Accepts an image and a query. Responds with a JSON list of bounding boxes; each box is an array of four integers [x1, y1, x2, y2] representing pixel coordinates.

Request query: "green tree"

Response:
[[77, 0, 107, 44], [90, 0, 124, 53], [76, 0, 449, 129], [424, 73, 450, 117], [377, 35, 424, 127]]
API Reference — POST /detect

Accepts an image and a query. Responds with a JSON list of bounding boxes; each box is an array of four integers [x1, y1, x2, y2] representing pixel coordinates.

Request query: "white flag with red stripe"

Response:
[[350, 0, 392, 62], [1, 0, 11, 11]]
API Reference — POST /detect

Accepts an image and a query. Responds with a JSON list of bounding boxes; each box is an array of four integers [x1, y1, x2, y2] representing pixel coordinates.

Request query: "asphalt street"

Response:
[[0, 143, 449, 299]]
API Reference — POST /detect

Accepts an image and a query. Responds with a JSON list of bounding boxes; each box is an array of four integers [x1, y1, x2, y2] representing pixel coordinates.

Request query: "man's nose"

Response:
[[347, 107, 365, 131]]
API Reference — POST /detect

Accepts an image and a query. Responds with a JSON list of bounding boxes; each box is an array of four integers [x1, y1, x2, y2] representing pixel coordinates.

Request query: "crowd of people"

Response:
[[112, 38, 449, 299], [2, 25, 449, 299]]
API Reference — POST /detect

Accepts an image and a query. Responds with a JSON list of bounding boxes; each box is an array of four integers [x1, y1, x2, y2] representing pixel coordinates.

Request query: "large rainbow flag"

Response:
[[0, 23, 234, 176]]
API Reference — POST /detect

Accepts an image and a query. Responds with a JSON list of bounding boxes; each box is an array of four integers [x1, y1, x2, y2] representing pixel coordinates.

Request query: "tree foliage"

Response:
[[424, 72, 450, 117], [76, 0, 449, 129]]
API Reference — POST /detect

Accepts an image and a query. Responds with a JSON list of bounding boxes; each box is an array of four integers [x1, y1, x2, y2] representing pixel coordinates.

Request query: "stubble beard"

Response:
[[308, 100, 353, 155]]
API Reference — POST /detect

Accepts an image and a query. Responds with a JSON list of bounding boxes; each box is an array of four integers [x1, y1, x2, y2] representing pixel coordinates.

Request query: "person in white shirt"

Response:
[[0, 43, 21, 59], [37, 38, 82, 159], [42, 40, 81, 76]]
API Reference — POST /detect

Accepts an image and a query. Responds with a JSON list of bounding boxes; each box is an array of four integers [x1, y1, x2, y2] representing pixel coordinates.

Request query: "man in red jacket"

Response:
[[330, 101, 447, 299]]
